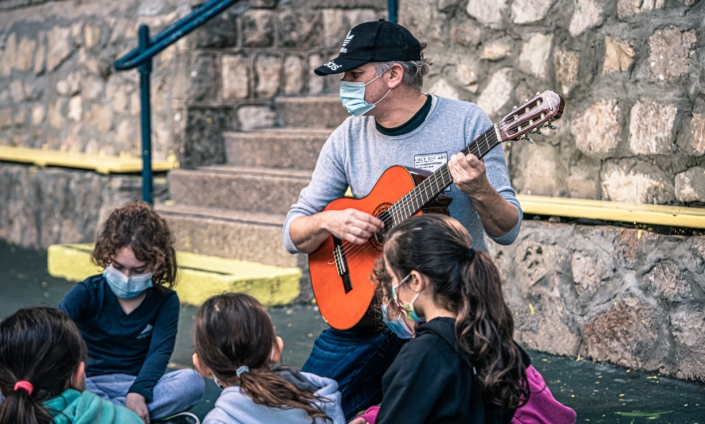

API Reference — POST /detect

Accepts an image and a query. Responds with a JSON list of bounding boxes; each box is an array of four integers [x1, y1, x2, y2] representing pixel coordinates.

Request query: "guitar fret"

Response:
[[484, 132, 491, 156]]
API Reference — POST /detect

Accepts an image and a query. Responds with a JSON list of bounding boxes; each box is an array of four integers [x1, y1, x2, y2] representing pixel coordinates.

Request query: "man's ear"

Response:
[[271, 336, 284, 364], [192, 353, 210, 377], [386, 63, 404, 90], [71, 362, 86, 391]]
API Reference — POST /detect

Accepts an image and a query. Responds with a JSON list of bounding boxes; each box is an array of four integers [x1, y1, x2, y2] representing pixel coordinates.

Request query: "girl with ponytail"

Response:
[[360, 214, 574, 424], [0, 307, 142, 424], [193, 293, 345, 424]]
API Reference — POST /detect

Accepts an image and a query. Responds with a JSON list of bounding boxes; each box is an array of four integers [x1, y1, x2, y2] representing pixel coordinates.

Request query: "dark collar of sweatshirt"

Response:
[[375, 94, 432, 136]]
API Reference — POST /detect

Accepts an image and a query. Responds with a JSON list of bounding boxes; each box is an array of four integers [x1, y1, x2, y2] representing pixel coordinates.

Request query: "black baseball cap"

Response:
[[314, 20, 421, 76]]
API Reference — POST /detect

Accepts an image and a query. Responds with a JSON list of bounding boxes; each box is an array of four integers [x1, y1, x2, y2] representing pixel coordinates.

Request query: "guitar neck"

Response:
[[388, 124, 502, 225]]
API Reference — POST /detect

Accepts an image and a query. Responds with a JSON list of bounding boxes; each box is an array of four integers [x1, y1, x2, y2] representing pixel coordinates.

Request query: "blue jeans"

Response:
[[302, 328, 405, 421], [85, 369, 204, 420]]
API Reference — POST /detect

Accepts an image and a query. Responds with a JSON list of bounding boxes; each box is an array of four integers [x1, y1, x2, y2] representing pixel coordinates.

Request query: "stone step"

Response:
[[274, 96, 349, 129], [47, 243, 301, 307], [155, 203, 302, 269], [224, 129, 332, 171], [168, 165, 311, 215]]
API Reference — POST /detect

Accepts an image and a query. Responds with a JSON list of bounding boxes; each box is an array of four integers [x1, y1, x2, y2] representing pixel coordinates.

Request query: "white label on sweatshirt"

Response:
[[414, 152, 450, 192]]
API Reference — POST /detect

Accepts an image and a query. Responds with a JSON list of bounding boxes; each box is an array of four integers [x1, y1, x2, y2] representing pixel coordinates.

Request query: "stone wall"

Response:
[[401, 0, 705, 205], [491, 221, 705, 381], [0, 163, 165, 249], [0, 0, 385, 167]]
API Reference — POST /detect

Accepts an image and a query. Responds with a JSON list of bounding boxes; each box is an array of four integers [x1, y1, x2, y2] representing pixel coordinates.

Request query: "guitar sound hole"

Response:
[[371, 204, 393, 251]]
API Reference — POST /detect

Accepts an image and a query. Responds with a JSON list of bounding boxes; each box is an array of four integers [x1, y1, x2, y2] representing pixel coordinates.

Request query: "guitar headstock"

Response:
[[498, 90, 565, 143]]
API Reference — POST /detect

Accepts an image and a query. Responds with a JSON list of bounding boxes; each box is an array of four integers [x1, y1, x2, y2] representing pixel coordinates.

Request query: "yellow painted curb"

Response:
[[343, 186, 704, 229], [48, 244, 301, 307], [518, 195, 705, 229], [0, 146, 179, 174]]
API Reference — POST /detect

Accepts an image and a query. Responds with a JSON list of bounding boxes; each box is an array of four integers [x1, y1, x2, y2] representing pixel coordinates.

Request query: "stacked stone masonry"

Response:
[[402, 0, 705, 205], [0, 0, 386, 166]]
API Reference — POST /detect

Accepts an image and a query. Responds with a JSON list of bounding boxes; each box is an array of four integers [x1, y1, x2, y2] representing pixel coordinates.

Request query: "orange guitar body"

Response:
[[308, 166, 445, 330]]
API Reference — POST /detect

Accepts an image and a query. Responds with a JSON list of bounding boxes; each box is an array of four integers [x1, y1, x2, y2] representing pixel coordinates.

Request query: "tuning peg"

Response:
[[549, 125, 558, 130], [523, 99, 528, 103], [528, 137, 535, 144], [539, 131, 547, 137], [535, 92, 540, 96], [512, 106, 517, 110]]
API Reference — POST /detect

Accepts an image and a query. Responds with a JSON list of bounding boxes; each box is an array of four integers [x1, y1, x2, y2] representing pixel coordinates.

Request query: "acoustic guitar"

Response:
[[309, 90, 565, 330]]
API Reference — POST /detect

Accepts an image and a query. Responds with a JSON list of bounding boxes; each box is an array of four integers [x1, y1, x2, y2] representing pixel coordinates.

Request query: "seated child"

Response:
[[59, 201, 204, 422], [0, 307, 143, 424], [192, 293, 345, 424], [355, 214, 576, 424]]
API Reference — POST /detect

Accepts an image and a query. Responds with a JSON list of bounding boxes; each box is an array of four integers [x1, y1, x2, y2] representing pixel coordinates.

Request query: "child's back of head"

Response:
[[0, 307, 86, 424], [194, 293, 335, 423]]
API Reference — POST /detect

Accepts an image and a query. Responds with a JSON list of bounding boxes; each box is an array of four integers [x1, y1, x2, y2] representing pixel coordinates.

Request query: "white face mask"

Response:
[[339, 73, 392, 116], [103, 265, 153, 299]]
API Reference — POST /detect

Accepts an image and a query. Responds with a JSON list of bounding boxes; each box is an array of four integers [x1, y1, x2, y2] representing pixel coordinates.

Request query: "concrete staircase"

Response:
[[156, 96, 348, 288]]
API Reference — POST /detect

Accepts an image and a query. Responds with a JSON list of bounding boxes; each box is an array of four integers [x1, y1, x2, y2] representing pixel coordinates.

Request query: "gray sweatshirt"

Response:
[[282, 95, 522, 254], [202, 371, 345, 424]]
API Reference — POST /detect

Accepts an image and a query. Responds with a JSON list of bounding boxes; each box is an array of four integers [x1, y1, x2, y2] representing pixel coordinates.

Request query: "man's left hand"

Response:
[[448, 152, 491, 198]]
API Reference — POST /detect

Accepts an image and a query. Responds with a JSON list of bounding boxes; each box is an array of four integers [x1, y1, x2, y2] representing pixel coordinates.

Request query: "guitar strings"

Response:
[[328, 130, 501, 265], [334, 133, 499, 263]]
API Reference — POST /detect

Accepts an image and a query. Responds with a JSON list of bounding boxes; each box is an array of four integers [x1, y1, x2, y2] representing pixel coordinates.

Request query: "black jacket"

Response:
[[376, 317, 530, 424]]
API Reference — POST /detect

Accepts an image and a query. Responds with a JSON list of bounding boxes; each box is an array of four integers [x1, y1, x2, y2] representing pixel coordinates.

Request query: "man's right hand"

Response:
[[289, 208, 385, 253], [321, 209, 385, 245]]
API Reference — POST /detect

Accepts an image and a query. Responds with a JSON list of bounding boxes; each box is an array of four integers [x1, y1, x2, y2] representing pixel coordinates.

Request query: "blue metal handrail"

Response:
[[388, 0, 398, 23], [114, 0, 248, 205], [115, 0, 397, 205]]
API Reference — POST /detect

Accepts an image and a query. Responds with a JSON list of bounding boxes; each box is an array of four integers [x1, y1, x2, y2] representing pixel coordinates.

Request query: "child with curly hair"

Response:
[[59, 201, 204, 423]]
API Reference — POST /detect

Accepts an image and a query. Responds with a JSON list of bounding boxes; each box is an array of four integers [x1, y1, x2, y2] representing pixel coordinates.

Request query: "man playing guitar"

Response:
[[282, 20, 523, 420]]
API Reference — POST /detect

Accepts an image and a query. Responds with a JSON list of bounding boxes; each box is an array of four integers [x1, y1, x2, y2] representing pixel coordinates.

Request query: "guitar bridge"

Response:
[[332, 237, 352, 293]]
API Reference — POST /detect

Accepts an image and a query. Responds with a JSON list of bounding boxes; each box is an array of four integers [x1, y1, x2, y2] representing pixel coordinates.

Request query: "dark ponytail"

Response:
[[382, 214, 529, 410], [0, 307, 87, 424], [194, 293, 331, 423]]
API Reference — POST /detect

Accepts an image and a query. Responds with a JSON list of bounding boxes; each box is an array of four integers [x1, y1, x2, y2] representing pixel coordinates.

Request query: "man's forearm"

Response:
[[466, 183, 520, 238], [289, 214, 331, 254]]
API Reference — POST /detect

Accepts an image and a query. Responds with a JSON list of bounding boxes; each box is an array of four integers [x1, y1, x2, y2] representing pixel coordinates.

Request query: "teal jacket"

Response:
[[44, 389, 142, 424]]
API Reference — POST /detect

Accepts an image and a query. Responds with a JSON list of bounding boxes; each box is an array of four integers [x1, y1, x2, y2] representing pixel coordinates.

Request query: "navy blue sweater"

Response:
[[59, 274, 180, 402]]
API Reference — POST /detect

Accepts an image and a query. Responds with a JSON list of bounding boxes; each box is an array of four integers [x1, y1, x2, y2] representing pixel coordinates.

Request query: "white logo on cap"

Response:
[[340, 31, 354, 53], [342, 31, 354, 47], [324, 61, 341, 71]]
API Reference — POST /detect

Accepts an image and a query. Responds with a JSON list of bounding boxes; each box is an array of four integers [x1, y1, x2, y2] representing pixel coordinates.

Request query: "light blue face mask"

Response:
[[103, 265, 153, 299], [339, 73, 391, 117], [382, 301, 414, 339]]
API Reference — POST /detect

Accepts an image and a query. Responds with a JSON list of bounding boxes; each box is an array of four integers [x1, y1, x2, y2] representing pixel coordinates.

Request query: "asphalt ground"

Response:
[[1, 240, 704, 423]]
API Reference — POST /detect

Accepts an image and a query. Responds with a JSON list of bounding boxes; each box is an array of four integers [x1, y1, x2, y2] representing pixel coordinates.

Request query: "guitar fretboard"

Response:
[[386, 124, 502, 226]]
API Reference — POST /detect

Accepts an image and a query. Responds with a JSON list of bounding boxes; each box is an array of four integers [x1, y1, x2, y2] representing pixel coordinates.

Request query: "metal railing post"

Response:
[[388, 0, 398, 23], [138, 24, 153, 205]]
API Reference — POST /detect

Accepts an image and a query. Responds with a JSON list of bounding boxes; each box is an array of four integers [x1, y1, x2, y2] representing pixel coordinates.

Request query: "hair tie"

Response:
[[464, 248, 476, 262], [236, 366, 250, 378], [14, 381, 33, 395]]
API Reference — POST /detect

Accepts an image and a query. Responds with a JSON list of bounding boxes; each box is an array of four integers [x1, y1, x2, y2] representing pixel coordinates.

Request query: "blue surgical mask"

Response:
[[103, 265, 153, 299], [382, 301, 414, 339], [392, 274, 424, 323], [339, 73, 391, 117]]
